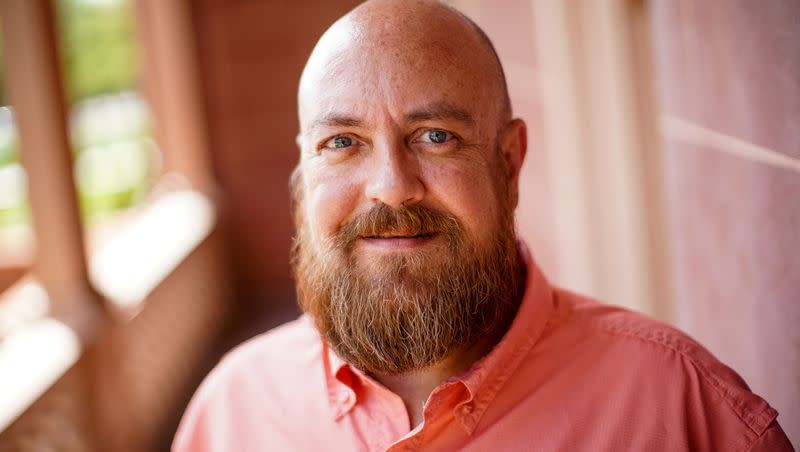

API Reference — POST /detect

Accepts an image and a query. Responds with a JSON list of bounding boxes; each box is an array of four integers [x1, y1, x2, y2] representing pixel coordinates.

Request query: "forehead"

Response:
[[316, 56, 479, 117], [298, 16, 500, 130]]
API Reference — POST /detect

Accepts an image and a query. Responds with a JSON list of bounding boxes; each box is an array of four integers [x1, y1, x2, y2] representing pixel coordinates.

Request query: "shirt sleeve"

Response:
[[745, 421, 795, 452], [171, 392, 212, 452]]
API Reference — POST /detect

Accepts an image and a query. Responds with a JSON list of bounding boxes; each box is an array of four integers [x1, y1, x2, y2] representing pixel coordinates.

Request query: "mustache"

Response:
[[334, 203, 463, 248]]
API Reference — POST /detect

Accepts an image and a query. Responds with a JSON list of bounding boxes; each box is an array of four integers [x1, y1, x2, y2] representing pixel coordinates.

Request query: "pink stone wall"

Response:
[[650, 0, 800, 445]]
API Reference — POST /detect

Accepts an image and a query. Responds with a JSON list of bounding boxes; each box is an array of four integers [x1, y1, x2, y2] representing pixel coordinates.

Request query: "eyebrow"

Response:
[[302, 113, 364, 138], [307, 115, 364, 134], [405, 101, 476, 127], [305, 101, 476, 135]]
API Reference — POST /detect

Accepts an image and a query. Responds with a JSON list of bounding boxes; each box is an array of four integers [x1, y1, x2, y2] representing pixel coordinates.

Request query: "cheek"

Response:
[[303, 167, 361, 240], [419, 160, 502, 242]]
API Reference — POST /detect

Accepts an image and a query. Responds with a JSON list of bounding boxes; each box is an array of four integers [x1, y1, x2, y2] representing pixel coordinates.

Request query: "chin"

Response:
[[353, 245, 452, 277]]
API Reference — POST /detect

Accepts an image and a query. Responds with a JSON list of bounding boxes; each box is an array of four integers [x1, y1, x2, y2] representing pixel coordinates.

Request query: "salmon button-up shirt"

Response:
[[173, 247, 792, 451]]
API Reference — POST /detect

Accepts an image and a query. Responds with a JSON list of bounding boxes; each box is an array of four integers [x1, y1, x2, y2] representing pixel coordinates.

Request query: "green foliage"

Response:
[[59, 0, 139, 103], [0, 1, 139, 106]]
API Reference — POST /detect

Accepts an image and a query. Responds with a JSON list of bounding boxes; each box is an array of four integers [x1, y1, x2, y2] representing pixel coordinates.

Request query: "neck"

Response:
[[370, 327, 503, 429]]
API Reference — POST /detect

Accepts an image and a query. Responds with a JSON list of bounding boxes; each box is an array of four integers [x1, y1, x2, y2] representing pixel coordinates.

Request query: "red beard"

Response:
[[291, 199, 522, 375]]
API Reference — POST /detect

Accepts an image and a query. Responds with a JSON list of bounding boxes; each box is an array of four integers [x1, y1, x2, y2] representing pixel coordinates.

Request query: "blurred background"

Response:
[[0, 0, 797, 450]]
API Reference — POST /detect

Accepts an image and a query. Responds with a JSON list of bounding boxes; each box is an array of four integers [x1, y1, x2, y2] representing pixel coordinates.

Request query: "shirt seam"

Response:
[[743, 421, 782, 452], [588, 320, 775, 441]]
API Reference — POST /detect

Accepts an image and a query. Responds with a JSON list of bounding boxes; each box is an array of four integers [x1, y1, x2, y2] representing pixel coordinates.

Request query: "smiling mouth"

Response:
[[360, 232, 437, 249], [364, 232, 435, 239]]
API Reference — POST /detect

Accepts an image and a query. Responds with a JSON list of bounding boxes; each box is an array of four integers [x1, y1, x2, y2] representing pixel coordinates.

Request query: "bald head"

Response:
[[297, 0, 511, 135]]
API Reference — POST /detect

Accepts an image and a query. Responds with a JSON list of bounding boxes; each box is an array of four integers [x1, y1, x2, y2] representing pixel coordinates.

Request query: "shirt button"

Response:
[[338, 391, 352, 404], [461, 403, 473, 414]]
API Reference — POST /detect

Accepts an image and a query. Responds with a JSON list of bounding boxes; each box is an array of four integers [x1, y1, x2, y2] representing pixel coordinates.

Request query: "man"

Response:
[[173, 1, 793, 450]]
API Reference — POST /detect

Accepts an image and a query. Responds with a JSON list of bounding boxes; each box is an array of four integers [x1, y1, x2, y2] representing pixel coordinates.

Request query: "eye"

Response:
[[418, 129, 454, 144], [321, 134, 356, 151]]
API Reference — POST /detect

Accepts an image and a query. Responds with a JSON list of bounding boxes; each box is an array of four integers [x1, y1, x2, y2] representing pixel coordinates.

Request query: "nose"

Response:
[[364, 138, 424, 209]]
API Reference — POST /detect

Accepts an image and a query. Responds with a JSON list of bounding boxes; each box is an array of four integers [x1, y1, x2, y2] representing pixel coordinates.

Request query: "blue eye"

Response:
[[426, 130, 449, 144], [331, 136, 353, 148]]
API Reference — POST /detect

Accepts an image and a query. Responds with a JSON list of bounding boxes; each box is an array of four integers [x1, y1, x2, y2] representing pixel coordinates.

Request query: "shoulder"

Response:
[[542, 290, 779, 447], [172, 315, 327, 451], [220, 314, 321, 370], [200, 314, 321, 392], [204, 314, 323, 396], [560, 291, 750, 391]]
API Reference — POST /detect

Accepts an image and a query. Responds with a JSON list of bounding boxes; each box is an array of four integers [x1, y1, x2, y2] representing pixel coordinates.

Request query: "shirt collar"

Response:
[[321, 240, 555, 430], [322, 338, 358, 420]]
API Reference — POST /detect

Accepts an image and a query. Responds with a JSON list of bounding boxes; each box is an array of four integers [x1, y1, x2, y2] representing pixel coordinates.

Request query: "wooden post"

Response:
[[0, 0, 97, 316], [135, 0, 215, 192]]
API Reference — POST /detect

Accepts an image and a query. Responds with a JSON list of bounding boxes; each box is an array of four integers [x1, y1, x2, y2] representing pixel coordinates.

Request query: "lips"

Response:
[[364, 232, 435, 239], [360, 232, 437, 249]]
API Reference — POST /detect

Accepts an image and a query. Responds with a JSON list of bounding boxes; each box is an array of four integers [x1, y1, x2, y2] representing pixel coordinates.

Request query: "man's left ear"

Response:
[[499, 118, 527, 208]]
